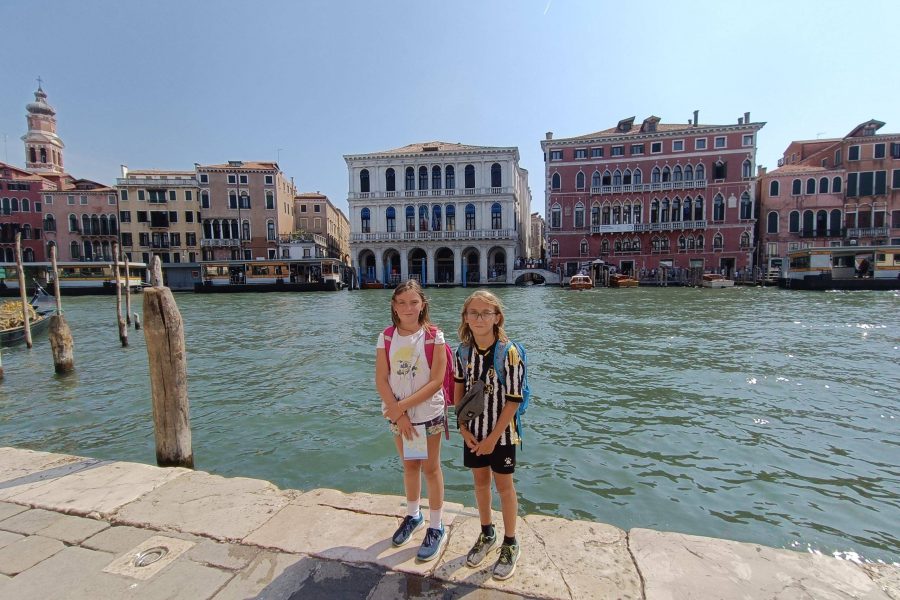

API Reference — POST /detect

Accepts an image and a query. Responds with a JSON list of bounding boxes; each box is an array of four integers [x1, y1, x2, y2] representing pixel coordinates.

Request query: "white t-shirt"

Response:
[[376, 326, 446, 425]]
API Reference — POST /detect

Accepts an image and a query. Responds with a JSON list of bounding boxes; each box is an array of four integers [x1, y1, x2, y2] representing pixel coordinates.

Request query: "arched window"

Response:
[[40, 147, 47, 163], [673, 165, 683, 182], [832, 176, 842, 193], [615, 239, 623, 252], [445, 204, 455, 231], [650, 199, 659, 223], [360, 207, 371, 233], [81, 214, 90, 234], [576, 172, 585, 190], [601, 239, 609, 253], [683, 197, 692, 221], [22, 199, 30, 212], [11, 198, 19, 212], [591, 204, 600, 226], [602, 204, 610, 225], [591, 171, 601, 188], [419, 166, 429, 190], [70, 241, 80, 260], [29, 148, 37, 163], [432, 166, 442, 190], [419, 205, 428, 230], [386, 168, 396, 192], [622, 201, 632, 224], [697, 234, 705, 249], [405, 167, 415, 190], [491, 203, 502, 229], [83, 240, 93, 260], [678, 235, 686, 250], [464, 165, 475, 189], [819, 177, 829, 194], [405, 205, 415, 231], [602, 170, 611, 186], [695, 164, 705, 180], [713, 233, 723, 249], [649, 237, 658, 252], [551, 173, 561, 190], [806, 178, 816, 194], [802, 209, 814, 234], [44, 214, 56, 232], [694, 196, 704, 221], [792, 179, 802, 195], [386, 206, 396, 232], [632, 237, 641, 251], [662, 166, 671, 182], [767, 211, 779, 234], [491, 163, 502, 188], [742, 159, 752, 178], [91, 215, 100, 235], [580, 239, 589, 255], [633, 169, 642, 185], [661, 198, 670, 222], [672, 198, 681, 222], [266, 190, 275, 210], [829, 209, 842, 236], [713, 161, 726, 180], [687, 235, 695, 250], [740, 192, 752, 219], [465, 203, 476, 230], [21, 224, 32, 240], [816, 210, 828, 235], [622, 238, 631, 251], [550, 240, 559, 256], [573, 202, 584, 228], [445, 165, 455, 189], [550, 203, 561, 228], [432, 205, 442, 231], [684, 164, 693, 181], [100, 215, 109, 235], [740, 232, 751, 248], [713, 194, 725, 221], [267, 220, 276, 241], [651, 167, 661, 183], [613, 170, 622, 185], [242, 220, 250, 241], [359, 169, 370, 193], [623, 169, 632, 185], [769, 180, 780, 196], [109, 216, 118, 235]]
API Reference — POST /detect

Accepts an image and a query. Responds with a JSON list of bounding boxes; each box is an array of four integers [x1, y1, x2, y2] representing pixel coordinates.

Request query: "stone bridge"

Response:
[[511, 268, 560, 285]]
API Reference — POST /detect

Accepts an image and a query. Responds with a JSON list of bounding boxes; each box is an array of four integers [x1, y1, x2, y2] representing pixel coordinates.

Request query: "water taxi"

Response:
[[0, 262, 148, 296], [701, 273, 735, 288], [780, 245, 900, 291], [195, 258, 345, 293], [609, 273, 639, 288], [568, 274, 594, 290]]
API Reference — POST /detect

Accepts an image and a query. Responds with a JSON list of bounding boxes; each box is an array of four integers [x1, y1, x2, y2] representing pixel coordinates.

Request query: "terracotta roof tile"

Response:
[[358, 141, 510, 156], [199, 161, 278, 170]]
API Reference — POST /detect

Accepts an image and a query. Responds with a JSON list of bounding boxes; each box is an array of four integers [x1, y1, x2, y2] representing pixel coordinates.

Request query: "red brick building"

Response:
[[0, 162, 49, 262], [541, 112, 764, 278]]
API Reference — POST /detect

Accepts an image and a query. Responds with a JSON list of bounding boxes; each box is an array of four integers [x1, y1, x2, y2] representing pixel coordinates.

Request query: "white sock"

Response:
[[430, 508, 443, 530], [407, 501, 420, 518]]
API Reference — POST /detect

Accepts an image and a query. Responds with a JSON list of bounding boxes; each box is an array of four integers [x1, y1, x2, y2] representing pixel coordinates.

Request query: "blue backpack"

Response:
[[457, 339, 532, 446]]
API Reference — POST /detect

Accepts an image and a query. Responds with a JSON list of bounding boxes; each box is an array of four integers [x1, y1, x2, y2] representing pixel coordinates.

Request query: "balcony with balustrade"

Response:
[[351, 228, 517, 244], [200, 238, 241, 247], [590, 180, 708, 195], [352, 187, 512, 201], [590, 220, 708, 234], [846, 227, 889, 238]]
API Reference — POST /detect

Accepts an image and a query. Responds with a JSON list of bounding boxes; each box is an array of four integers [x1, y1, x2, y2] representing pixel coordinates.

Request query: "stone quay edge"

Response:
[[0, 447, 896, 599]]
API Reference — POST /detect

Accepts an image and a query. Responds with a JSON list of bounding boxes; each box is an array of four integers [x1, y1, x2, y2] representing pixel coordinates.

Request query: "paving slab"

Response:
[[115, 470, 290, 542], [862, 564, 900, 600], [297, 487, 465, 522], [0, 501, 28, 521], [0, 534, 66, 576], [0, 507, 63, 534], [102, 534, 197, 581], [524, 514, 641, 599], [0, 447, 102, 500], [82, 524, 161, 554], [187, 538, 261, 571], [434, 514, 570, 599], [630, 528, 891, 600], [35, 512, 109, 544], [7, 460, 188, 516], [212, 550, 317, 600], [368, 569, 530, 599], [0, 530, 23, 550], [133, 558, 233, 600]]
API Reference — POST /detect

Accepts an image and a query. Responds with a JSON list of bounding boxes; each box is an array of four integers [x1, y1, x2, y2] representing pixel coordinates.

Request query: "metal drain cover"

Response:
[[104, 535, 195, 580]]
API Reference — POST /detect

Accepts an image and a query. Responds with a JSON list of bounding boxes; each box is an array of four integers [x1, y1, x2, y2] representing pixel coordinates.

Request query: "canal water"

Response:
[[1, 286, 898, 563]]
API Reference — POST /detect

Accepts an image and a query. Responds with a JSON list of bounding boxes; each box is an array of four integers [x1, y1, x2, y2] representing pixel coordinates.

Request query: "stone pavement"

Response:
[[0, 447, 896, 599]]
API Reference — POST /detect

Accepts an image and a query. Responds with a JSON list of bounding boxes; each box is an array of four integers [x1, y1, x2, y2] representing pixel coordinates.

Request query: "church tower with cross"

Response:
[[21, 79, 65, 174]]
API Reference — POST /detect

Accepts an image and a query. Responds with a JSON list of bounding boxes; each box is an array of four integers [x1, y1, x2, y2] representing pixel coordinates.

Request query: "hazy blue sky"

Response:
[[2, 0, 898, 214]]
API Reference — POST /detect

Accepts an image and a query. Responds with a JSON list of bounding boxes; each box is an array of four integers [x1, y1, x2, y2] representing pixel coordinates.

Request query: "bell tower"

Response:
[[21, 80, 65, 174]]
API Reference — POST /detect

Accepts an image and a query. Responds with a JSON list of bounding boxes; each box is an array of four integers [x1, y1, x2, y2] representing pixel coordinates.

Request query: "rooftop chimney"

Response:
[[545, 131, 553, 140], [120, 164, 128, 178], [757, 166, 767, 177], [744, 111, 750, 124], [738, 117, 744, 125], [693, 110, 699, 127]]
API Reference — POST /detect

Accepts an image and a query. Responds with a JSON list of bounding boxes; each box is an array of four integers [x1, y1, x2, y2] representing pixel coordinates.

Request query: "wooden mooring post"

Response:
[[124, 254, 133, 326], [113, 244, 128, 347], [143, 256, 193, 468], [48, 245, 75, 374], [15, 233, 32, 349]]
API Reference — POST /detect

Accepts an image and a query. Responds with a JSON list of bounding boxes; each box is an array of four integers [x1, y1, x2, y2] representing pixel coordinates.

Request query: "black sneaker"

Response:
[[492, 541, 520, 580], [465, 532, 497, 567], [391, 513, 424, 547]]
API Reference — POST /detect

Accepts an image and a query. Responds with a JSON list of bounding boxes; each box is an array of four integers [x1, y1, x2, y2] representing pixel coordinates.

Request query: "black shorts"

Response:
[[463, 442, 516, 474]]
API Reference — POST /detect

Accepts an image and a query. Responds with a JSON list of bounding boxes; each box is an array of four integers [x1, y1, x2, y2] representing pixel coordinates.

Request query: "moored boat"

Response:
[[0, 262, 148, 296], [701, 273, 735, 288], [609, 273, 639, 288], [194, 258, 344, 293], [779, 245, 900, 291], [0, 289, 54, 347], [569, 274, 594, 290]]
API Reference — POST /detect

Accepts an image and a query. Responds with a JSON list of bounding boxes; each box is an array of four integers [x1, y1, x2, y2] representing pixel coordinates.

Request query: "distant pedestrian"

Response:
[[375, 280, 449, 561], [454, 290, 528, 580]]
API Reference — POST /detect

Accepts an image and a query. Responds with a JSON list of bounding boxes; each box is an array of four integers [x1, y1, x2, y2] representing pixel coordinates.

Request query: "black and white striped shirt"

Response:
[[454, 342, 525, 446]]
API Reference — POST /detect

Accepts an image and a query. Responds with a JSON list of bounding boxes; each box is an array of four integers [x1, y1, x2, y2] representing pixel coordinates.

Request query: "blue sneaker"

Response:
[[392, 512, 424, 547], [416, 525, 446, 562]]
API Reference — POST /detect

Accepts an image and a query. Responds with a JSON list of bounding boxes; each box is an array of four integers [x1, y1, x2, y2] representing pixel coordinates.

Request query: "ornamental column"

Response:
[[400, 247, 409, 282]]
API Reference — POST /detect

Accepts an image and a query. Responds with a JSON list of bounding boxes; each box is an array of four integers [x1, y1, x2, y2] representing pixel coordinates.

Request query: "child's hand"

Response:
[[385, 401, 405, 424], [473, 434, 498, 456], [460, 426, 477, 450], [397, 414, 416, 440]]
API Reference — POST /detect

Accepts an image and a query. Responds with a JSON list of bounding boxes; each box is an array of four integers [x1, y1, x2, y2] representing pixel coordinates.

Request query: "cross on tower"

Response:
[[36, 76, 43, 89]]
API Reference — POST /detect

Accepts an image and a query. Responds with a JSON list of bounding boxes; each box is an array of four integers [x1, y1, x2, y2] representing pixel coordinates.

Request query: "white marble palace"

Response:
[[345, 141, 531, 286]]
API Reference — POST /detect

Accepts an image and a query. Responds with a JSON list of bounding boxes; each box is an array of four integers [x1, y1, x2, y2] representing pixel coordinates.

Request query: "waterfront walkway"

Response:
[[0, 447, 896, 599]]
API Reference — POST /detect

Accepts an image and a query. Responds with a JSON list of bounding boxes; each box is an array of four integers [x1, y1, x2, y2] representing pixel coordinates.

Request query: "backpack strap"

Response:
[[382, 326, 395, 369], [423, 325, 436, 366]]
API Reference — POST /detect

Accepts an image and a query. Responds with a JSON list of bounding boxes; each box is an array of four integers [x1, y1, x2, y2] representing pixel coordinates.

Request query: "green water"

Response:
[[1, 286, 898, 563]]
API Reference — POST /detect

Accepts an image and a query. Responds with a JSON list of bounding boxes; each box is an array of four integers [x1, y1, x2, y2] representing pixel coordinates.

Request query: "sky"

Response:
[[2, 0, 899, 215]]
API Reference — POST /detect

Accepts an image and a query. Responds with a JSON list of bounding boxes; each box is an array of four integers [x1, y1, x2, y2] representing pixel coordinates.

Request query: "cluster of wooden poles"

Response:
[[1, 234, 193, 469]]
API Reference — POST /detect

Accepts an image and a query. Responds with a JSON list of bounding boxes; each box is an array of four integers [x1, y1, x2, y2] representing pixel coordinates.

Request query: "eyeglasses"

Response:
[[466, 310, 497, 321]]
